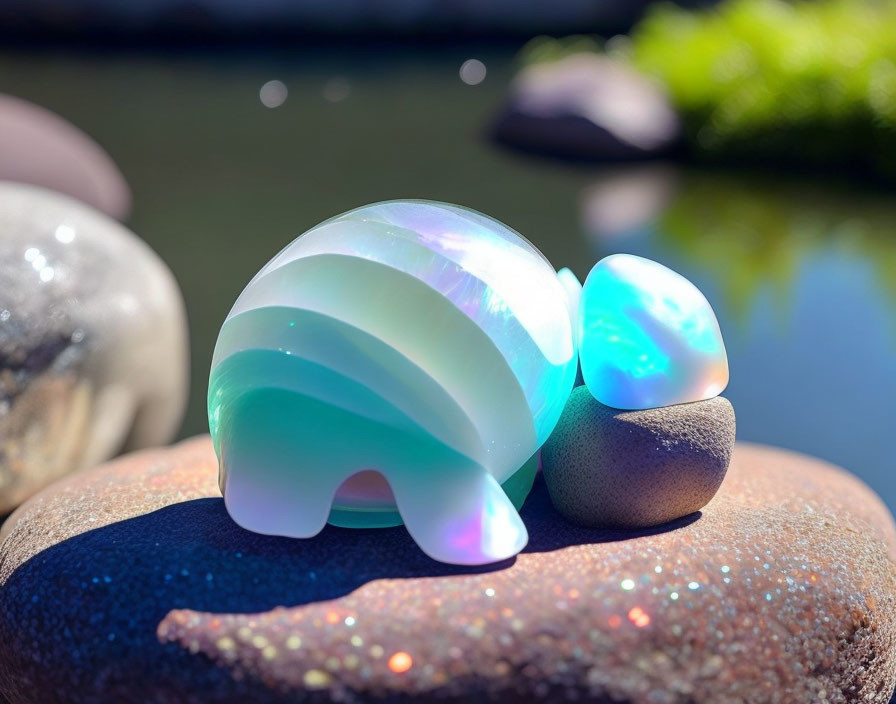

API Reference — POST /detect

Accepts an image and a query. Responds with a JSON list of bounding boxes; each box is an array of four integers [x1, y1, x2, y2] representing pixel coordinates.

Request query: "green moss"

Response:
[[627, 0, 896, 174]]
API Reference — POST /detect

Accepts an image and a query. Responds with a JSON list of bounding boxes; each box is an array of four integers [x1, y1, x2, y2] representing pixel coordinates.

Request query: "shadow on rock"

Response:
[[0, 493, 500, 701], [521, 474, 702, 553], [0, 475, 697, 702], [1, 475, 697, 621]]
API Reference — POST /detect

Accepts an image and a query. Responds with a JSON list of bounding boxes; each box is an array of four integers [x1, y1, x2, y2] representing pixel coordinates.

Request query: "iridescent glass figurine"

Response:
[[208, 200, 578, 565]]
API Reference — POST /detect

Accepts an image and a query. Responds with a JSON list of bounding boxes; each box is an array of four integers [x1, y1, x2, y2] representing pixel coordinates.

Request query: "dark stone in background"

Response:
[[491, 54, 681, 162]]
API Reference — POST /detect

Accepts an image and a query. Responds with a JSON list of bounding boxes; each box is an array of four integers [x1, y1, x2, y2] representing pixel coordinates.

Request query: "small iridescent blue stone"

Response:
[[579, 254, 728, 410]]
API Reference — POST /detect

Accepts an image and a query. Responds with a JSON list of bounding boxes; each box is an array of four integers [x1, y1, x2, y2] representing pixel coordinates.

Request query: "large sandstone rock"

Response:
[[1, 436, 894, 703], [542, 389, 735, 529]]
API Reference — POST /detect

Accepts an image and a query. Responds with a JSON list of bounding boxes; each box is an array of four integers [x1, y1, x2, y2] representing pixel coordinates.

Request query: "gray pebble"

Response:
[[542, 386, 735, 528]]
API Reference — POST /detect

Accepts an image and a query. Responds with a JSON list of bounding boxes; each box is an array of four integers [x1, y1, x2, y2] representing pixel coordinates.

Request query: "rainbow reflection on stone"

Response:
[[208, 200, 578, 565], [579, 254, 728, 410]]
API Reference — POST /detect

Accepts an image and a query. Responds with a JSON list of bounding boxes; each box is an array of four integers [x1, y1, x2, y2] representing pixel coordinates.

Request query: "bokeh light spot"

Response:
[[459, 59, 487, 85], [324, 78, 351, 102], [388, 651, 413, 673], [259, 80, 288, 108], [628, 606, 651, 628]]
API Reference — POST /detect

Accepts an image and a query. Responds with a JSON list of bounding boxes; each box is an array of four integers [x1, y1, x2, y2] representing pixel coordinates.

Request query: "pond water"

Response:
[[2, 47, 893, 511]]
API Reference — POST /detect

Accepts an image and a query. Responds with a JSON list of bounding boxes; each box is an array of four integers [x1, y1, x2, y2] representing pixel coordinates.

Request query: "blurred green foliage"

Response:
[[521, 0, 896, 176], [518, 34, 606, 64], [628, 0, 896, 174]]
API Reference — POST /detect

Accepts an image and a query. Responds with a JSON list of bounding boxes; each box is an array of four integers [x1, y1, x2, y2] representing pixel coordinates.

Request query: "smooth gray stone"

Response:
[[542, 386, 734, 528], [0, 182, 188, 514]]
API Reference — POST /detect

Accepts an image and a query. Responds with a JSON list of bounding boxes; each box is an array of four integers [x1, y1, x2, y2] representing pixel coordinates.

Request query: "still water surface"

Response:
[[1, 48, 893, 510]]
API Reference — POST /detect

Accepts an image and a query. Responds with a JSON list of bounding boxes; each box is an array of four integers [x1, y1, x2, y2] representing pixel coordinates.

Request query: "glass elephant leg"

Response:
[[218, 388, 361, 538], [386, 456, 528, 566], [216, 385, 527, 564]]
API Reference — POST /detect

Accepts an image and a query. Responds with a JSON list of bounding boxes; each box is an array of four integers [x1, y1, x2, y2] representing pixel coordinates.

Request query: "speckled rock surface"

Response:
[[542, 387, 735, 528], [1, 436, 895, 704]]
